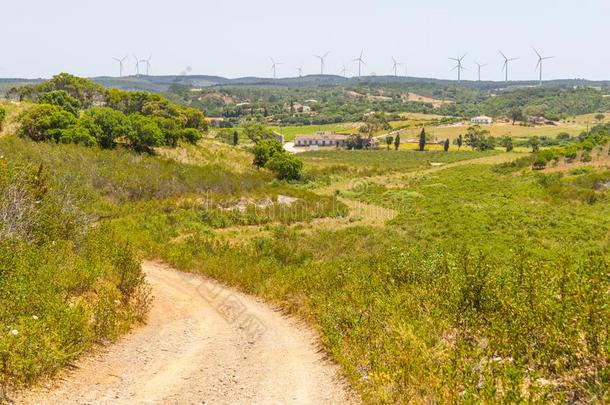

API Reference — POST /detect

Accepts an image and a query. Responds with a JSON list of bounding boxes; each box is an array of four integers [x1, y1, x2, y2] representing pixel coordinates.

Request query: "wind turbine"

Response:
[[449, 53, 467, 82], [474, 60, 488, 82], [353, 50, 366, 78], [339, 63, 349, 78], [499, 51, 519, 83], [113, 55, 128, 77], [313, 52, 329, 75], [133, 54, 140, 77], [295, 63, 304, 77], [269, 57, 283, 79], [391, 57, 403, 77], [534, 48, 554, 86], [139, 55, 152, 76]]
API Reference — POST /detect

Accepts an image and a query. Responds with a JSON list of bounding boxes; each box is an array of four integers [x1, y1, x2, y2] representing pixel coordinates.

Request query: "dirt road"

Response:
[[17, 261, 353, 404]]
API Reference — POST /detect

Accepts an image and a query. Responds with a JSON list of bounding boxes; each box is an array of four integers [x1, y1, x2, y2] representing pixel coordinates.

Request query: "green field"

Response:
[[270, 122, 360, 141]]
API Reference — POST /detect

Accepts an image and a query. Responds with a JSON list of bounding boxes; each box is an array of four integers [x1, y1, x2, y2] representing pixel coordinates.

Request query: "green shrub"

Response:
[[265, 153, 303, 180], [37, 90, 81, 116], [181, 128, 202, 144], [252, 139, 284, 167], [0, 107, 6, 131], [17, 104, 76, 142]]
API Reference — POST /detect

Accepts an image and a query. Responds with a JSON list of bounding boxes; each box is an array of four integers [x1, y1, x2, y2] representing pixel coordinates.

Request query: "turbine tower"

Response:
[[474, 60, 488, 82], [133, 54, 140, 77], [499, 51, 519, 83], [139, 55, 152, 76], [449, 53, 467, 82], [391, 57, 403, 77], [269, 57, 283, 79], [353, 50, 366, 78], [534, 48, 554, 86], [295, 63, 303, 77], [339, 63, 349, 78], [313, 52, 329, 75], [113, 55, 128, 77]]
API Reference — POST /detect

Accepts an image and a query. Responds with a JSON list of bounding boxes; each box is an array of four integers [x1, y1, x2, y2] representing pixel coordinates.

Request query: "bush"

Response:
[[265, 152, 303, 180], [127, 114, 164, 153], [181, 128, 202, 144], [37, 90, 81, 116], [252, 139, 284, 167], [0, 107, 6, 131], [17, 104, 76, 142], [83, 107, 134, 149]]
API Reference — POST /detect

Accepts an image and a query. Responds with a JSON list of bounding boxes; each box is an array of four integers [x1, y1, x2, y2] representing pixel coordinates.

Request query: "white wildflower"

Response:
[[32, 315, 39, 320], [10, 329, 18, 336]]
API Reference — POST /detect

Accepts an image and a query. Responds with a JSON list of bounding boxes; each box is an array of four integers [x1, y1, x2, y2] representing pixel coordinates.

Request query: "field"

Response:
[[395, 121, 587, 142], [270, 122, 360, 141]]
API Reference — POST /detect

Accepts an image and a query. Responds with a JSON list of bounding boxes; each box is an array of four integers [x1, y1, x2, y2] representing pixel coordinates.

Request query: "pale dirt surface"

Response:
[[16, 261, 355, 405]]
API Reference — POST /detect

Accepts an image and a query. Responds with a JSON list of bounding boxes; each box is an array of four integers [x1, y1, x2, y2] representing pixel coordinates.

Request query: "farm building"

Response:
[[527, 116, 556, 125], [294, 132, 350, 147], [470, 116, 493, 125]]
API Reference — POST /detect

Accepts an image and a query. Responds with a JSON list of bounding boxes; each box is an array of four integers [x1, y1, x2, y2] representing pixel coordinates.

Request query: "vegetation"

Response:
[[12, 73, 208, 153]]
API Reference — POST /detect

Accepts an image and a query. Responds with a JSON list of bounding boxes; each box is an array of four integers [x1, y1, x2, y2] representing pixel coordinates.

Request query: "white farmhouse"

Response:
[[470, 116, 493, 125]]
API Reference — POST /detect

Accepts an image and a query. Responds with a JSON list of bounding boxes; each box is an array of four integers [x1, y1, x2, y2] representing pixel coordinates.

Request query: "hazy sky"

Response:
[[2, 0, 610, 81]]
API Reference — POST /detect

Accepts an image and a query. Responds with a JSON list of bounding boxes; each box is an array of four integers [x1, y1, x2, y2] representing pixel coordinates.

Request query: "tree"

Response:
[[83, 107, 134, 149], [38, 90, 82, 116], [528, 136, 541, 153], [0, 107, 5, 132], [510, 108, 524, 125], [243, 122, 275, 144], [58, 117, 99, 147], [17, 104, 76, 142], [181, 128, 202, 144], [233, 130, 239, 146], [501, 136, 514, 152], [443, 138, 450, 152], [464, 125, 495, 151], [265, 153, 303, 180], [457, 134, 463, 150], [386, 135, 394, 150], [394, 133, 400, 150], [128, 114, 164, 153], [253, 139, 284, 167], [418, 127, 426, 152], [360, 112, 391, 137], [595, 113, 605, 123]]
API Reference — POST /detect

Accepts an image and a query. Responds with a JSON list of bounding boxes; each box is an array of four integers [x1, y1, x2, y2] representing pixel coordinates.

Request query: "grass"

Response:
[[2, 132, 609, 403], [269, 123, 360, 141]]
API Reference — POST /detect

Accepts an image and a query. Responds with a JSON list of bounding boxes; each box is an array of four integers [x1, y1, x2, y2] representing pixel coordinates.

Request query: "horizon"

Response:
[[2, 0, 610, 81]]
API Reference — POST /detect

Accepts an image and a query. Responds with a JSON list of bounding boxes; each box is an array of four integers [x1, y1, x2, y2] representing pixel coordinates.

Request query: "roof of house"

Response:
[[471, 115, 493, 120]]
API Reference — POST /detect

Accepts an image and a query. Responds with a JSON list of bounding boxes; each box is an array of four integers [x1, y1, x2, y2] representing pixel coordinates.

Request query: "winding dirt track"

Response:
[[18, 261, 353, 404]]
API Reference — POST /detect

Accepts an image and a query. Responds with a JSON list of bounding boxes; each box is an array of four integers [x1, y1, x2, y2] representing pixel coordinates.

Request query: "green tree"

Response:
[[595, 113, 605, 122], [17, 104, 76, 142], [0, 107, 5, 132], [243, 122, 275, 144], [501, 136, 514, 152], [418, 127, 426, 152], [253, 139, 284, 167], [528, 136, 541, 153], [465, 125, 495, 151], [443, 138, 450, 152], [128, 114, 164, 153], [394, 133, 400, 150], [457, 134, 463, 150], [510, 108, 525, 125], [181, 128, 202, 144], [58, 116, 100, 147], [37, 90, 81, 116], [233, 130, 239, 146], [265, 153, 303, 180], [83, 107, 134, 149], [386, 135, 394, 150]]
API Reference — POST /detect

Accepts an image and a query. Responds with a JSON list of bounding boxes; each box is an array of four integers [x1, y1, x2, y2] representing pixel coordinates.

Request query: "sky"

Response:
[[2, 0, 610, 81]]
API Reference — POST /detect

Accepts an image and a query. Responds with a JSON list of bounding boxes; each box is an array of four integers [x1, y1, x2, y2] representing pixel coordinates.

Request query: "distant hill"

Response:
[[2, 74, 610, 95]]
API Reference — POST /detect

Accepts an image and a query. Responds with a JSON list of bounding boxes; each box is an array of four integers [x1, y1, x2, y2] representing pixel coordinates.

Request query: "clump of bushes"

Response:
[[12, 73, 208, 153], [252, 139, 303, 180], [0, 160, 149, 395], [0, 107, 6, 131]]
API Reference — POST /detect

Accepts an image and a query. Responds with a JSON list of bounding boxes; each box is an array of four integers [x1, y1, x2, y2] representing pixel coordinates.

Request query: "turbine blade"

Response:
[[499, 50, 507, 59], [533, 48, 541, 58]]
